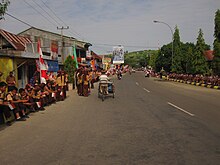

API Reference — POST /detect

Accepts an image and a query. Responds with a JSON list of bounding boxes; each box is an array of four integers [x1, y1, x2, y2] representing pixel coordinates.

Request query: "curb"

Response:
[[165, 78, 220, 90]]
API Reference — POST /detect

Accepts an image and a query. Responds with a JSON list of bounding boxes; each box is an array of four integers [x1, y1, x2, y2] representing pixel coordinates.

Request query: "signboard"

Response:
[[86, 50, 91, 58], [112, 46, 124, 64], [102, 57, 111, 63]]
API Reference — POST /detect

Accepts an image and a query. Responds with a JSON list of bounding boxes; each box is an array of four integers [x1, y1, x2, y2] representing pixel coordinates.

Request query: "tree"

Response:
[[213, 9, 220, 75], [148, 50, 158, 70], [0, 0, 10, 19], [155, 44, 172, 72], [193, 29, 209, 74], [181, 42, 195, 73], [64, 55, 76, 84], [172, 26, 183, 73], [124, 50, 158, 69]]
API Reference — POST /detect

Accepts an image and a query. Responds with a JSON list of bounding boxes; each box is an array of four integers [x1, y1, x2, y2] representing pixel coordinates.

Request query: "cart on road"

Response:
[[98, 80, 115, 101]]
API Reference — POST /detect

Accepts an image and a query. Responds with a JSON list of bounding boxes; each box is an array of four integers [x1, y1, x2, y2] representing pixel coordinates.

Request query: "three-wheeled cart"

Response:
[[98, 81, 115, 101]]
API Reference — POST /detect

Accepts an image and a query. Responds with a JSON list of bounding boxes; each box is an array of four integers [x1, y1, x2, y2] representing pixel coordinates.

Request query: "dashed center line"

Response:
[[136, 82, 139, 86], [143, 88, 150, 93], [167, 102, 195, 117]]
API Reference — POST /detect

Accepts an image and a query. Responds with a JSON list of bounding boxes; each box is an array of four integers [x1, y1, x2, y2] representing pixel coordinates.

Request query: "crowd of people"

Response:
[[0, 70, 69, 126], [0, 65, 130, 127], [166, 73, 220, 87], [0, 66, 113, 127], [75, 67, 104, 97]]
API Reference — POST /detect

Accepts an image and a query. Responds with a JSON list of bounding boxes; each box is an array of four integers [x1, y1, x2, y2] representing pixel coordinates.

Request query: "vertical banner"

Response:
[[113, 45, 124, 64], [51, 41, 58, 60], [86, 50, 91, 58], [72, 43, 78, 69], [37, 40, 48, 83]]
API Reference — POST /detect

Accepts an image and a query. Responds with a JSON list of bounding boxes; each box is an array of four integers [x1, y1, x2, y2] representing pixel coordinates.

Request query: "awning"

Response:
[[46, 60, 59, 72]]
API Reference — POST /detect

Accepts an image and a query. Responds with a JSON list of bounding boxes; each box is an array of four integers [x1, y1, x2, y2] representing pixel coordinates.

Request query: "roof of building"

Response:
[[204, 50, 214, 61], [91, 51, 102, 60], [0, 28, 32, 51], [18, 27, 92, 47]]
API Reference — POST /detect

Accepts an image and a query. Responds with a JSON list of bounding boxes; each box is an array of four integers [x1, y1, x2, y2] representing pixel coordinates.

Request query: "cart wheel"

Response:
[[102, 93, 104, 101]]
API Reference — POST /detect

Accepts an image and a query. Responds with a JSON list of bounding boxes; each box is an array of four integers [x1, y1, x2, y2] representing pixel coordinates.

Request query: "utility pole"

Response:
[[57, 26, 69, 64]]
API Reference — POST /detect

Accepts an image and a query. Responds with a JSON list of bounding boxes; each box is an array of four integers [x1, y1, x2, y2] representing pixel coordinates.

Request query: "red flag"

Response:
[[37, 40, 48, 83]]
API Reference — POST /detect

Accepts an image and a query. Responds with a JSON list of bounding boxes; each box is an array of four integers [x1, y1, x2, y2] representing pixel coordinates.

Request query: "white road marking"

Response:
[[136, 82, 139, 86], [143, 88, 150, 93], [167, 102, 195, 117]]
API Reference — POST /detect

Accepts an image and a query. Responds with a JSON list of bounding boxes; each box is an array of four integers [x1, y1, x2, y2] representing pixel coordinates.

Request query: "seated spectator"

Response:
[[19, 88, 36, 113], [6, 86, 28, 121], [0, 81, 12, 126], [30, 85, 45, 111]]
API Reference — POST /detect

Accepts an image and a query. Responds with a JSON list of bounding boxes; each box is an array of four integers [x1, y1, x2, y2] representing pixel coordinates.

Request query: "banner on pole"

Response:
[[112, 45, 124, 64]]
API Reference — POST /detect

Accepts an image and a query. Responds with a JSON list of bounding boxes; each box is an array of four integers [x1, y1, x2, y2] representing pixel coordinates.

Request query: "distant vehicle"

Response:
[[132, 69, 136, 73]]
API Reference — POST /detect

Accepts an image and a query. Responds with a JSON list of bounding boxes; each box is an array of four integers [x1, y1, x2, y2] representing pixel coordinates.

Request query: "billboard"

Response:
[[113, 45, 124, 64]]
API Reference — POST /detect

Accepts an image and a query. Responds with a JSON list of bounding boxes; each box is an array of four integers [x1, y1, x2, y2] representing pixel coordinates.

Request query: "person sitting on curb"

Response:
[[0, 81, 12, 126], [6, 86, 28, 121]]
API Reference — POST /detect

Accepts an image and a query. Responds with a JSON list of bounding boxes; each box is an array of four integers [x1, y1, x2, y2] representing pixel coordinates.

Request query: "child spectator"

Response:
[[0, 81, 12, 126], [6, 86, 28, 121]]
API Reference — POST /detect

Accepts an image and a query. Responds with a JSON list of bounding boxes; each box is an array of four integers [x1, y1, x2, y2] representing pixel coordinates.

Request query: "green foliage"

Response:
[[213, 9, 220, 75], [155, 44, 172, 72], [0, 0, 10, 17], [172, 26, 184, 73], [148, 51, 158, 70], [193, 29, 209, 74], [124, 50, 158, 69], [181, 42, 195, 73], [64, 55, 76, 83]]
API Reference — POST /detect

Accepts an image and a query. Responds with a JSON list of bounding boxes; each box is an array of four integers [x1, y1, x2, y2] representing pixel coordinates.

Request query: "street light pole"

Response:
[[153, 20, 174, 67]]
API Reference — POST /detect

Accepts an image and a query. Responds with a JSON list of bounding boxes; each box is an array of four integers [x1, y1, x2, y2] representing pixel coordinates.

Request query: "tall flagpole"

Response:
[[73, 41, 78, 69], [38, 40, 42, 84]]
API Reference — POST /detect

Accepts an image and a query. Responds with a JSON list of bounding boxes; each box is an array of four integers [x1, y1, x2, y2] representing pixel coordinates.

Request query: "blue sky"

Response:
[[0, 0, 219, 54]]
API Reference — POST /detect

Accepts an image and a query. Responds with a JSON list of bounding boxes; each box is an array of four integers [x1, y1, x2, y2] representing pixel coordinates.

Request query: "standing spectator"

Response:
[[0, 71, 3, 82], [76, 70, 83, 96], [83, 71, 89, 97], [6, 71, 16, 92], [90, 70, 95, 89], [56, 71, 65, 101], [30, 71, 39, 87]]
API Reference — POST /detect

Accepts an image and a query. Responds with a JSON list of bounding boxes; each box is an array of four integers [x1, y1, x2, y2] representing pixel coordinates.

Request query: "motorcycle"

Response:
[[117, 73, 122, 80], [117, 70, 122, 80], [144, 71, 150, 77]]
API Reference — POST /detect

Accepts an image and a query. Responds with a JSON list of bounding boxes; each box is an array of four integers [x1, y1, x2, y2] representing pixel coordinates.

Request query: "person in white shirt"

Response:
[[99, 71, 109, 94]]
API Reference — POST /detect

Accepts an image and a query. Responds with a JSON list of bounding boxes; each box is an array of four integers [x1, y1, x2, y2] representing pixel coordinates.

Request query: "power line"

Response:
[[23, 0, 57, 27], [31, 0, 62, 27], [5, 13, 157, 52], [93, 43, 158, 49], [39, 0, 86, 40], [40, 0, 68, 27], [5, 12, 33, 27]]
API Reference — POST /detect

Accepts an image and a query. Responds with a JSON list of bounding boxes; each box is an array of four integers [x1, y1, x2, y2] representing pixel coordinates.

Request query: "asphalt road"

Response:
[[0, 72, 220, 165]]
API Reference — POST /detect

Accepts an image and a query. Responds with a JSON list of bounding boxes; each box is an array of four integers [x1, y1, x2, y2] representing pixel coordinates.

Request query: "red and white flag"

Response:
[[37, 40, 48, 83]]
